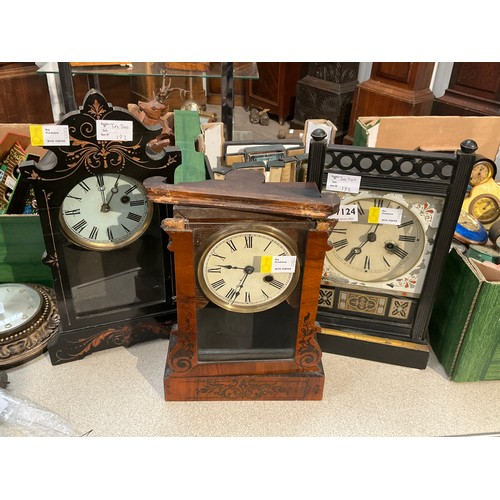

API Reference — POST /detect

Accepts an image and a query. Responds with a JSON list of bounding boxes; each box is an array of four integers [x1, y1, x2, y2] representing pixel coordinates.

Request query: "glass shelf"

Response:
[[38, 62, 259, 80], [38, 62, 254, 141]]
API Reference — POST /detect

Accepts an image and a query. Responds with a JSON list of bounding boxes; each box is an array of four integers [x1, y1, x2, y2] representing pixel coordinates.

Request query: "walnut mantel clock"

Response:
[[20, 89, 181, 364], [313, 139, 478, 369], [144, 169, 340, 401]]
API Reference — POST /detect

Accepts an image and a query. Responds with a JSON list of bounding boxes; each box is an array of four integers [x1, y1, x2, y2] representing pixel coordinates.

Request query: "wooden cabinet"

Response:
[[0, 63, 53, 123], [432, 62, 500, 116], [246, 62, 307, 125], [73, 74, 133, 110], [344, 62, 435, 144]]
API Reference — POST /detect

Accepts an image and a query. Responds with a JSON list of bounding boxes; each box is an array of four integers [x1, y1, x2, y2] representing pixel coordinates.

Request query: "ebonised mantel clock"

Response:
[[312, 138, 478, 369], [144, 169, 340, 401], [20, 89, 182, 364]]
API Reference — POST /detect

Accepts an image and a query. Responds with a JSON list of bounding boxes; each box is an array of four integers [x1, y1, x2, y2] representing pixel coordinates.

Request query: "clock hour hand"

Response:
[[220, 264, 246, 270]]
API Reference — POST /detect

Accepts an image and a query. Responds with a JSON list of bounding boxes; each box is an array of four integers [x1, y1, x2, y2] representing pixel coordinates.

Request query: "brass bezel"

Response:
[[469, 158, 496, 187], [59, 174, 153, 251], [197, 224, 301, 313], [468, 193, 500, 224], [325, 195, 426, 283], [0, 284, 59, 368]]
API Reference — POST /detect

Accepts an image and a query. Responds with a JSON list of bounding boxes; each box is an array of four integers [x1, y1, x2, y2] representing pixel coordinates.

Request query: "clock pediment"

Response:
[[20, 89, 181, 205]]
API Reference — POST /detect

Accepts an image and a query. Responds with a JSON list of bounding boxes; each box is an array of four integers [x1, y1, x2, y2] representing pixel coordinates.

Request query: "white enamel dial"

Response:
[[327, 197, 425, 282], [323, 190, 445, 297], [0, 283, 42, 333], [198, 226, 300, 313], [60, 173, 153, 250]]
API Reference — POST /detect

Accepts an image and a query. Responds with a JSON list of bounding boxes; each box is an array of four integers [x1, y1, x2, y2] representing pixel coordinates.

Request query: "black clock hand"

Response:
[[344, 223, 380, 263], [385, 242, 408, 259], [106, 175, 121, 205], [96, 174, 109, 210], [230, 265, 254, 303], [344, 246, 362, 263]]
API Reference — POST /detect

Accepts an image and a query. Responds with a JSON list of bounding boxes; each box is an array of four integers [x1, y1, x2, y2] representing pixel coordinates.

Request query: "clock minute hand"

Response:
[[230, 265, 254, 303], [106, 175, 121, 205], [96, 174, 108, 210]]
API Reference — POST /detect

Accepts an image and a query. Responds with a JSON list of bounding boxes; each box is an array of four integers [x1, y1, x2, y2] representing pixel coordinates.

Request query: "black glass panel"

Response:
[[197, 300, 299, 361], [64, 216, 166, 317]]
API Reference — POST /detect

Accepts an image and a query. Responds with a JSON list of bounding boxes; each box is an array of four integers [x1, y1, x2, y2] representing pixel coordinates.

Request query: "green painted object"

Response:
[[429, 249, 500, 382], [173, 110, 206, 184], [0, 215, 52, 286]]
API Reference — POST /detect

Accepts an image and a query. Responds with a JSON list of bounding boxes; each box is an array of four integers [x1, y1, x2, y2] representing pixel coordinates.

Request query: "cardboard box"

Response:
[[429, 249, 500, 382], [0, 214, 52, 286], [353, 116, 500, 165], [304, 119, 337, 153], [0, 124, 51, 286], [201, 122, 225, 170]]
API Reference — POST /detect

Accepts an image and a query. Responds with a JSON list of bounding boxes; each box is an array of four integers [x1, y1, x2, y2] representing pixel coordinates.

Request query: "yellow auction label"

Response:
[[368, 207, 380, 224], [29, 125, 44, 146], [260, 255, 273, 273]]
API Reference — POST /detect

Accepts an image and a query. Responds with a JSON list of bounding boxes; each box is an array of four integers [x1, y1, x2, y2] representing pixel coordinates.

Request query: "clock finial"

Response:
[[460, 139, 478, 154]]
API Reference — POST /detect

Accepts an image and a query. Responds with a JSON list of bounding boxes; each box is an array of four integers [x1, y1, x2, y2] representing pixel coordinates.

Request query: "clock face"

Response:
[[59, 173, 153, 250], [0, 284, 42, 334], [323, 191, 444, 297], [469, 159, 496, 186], [469, 194, 500, 224], [197, 226, 300, 313], [326, 197, 425, 283]]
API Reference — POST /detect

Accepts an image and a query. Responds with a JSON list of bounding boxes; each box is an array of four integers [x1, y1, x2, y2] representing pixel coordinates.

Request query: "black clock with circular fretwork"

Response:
[[20, 89, 182, 364], [313, 138, 478, 369]]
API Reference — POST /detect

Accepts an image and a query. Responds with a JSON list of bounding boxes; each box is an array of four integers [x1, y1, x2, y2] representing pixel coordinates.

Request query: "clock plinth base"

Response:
[[47, 315, 174, 365], [318, 328, 430, 370], [163, 319, 325, 401], [164, 365, 325, 402]]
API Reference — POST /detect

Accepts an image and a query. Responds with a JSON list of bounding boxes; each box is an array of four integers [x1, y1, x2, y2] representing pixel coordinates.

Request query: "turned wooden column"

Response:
[[343, 62, 435, 145], [432, 62, 500, 116]]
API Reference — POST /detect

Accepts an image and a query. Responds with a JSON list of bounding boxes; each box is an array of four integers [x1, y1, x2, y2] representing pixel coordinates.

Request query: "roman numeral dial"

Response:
[[60, 173, 153, 251], [326, 196, 426, 283], [198, 227, 300, 313]]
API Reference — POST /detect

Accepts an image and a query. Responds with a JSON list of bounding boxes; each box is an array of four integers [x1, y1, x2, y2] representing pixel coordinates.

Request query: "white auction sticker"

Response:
[[325, 173, 361, 193], [271, 256, 297, 273], [368, 207, 403, 225], [329, 204, 359, 221], [96, 120, 133, 141]]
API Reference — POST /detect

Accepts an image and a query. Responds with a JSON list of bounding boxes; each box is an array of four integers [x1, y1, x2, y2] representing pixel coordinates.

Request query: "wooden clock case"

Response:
[[432, 62, 500, 116], [344, 62, 435, 145], [20, 90, 182, 364], [145, 169, 340, 401]]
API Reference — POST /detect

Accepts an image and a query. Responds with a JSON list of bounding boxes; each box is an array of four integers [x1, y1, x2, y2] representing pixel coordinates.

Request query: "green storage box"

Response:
[[429, 249, 500, 382], [0, 214, 52, 287]]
